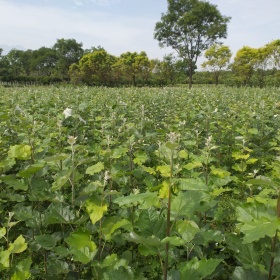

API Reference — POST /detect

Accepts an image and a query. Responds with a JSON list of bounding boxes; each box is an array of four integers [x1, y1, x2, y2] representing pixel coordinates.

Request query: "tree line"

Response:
[[0, 38, 279, 87]]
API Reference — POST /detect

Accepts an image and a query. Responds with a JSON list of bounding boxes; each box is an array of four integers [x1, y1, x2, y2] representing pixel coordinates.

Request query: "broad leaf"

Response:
[[8, 144, 31, 160], [179, 257, 222, 279], [86, 162, 104, 175], [85, 194, 108, 224], [8, 235, 27, 254]]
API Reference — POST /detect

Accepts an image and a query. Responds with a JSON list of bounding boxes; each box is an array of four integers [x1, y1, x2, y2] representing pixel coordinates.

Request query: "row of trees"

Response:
[[0, 38, 84, 84], [0, 39, 195, 86], [1, 38, 279, 87], [200, 40, 280, 87]]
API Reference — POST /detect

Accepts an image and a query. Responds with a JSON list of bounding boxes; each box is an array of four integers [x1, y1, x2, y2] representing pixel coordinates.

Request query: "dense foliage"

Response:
[[1, 85, 280, 279]]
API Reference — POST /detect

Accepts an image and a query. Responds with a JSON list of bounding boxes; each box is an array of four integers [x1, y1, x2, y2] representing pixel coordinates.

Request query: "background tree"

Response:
[[31, 47, 57, 77], [253, 46, 271, 87], [201, 44, 232, 85], [159, 54, 178, 85], [112, 51, 150, 86], [266, 39, 280, 70], [154, 0, 230, 88], [0, 48, 10, 81], [6, 49, 25, 77], [231, 46, 257, 86], [69, 49, 116, 86], [53, 38, 84, 80]]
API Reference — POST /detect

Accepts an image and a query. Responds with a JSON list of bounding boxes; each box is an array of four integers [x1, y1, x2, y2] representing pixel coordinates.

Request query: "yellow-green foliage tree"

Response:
[[69, 49, 116, 86], [112, 51, 151, 86], [232, 46, 258, 86], [201, 44, 232, 85]]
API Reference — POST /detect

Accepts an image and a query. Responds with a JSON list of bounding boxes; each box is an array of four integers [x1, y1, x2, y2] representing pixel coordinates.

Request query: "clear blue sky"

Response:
[[0, 0, 279, 65]]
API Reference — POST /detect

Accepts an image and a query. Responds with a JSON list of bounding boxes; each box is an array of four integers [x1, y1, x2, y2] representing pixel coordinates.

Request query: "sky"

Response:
[[0, 0, 279, 65]]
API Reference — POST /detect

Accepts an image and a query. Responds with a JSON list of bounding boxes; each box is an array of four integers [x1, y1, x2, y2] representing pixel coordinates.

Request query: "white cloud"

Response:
[[0, 0, 168, 58]]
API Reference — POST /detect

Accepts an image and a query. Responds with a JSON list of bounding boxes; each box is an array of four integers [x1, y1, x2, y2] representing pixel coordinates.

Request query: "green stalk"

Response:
[[268, 230, 278, 280], [164, 148, 174, 280]]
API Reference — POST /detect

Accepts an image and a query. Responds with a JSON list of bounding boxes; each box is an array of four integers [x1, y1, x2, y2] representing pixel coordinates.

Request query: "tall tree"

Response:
[[53, 38, 84, 80], [201, 44, 232, 85], [154, 0, 230, 88]]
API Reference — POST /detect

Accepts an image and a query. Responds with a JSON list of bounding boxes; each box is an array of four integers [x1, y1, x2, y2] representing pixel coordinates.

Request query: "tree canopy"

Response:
[[154, 0, 230, 88]]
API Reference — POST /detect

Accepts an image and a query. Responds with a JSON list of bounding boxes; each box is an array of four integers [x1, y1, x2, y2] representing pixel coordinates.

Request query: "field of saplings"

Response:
[[1, 85, 280, 279]]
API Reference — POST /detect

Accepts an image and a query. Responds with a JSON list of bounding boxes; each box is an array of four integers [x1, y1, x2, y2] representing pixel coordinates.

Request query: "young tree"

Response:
[[154, 0, 230, 88], [201, 44, 232, 85]]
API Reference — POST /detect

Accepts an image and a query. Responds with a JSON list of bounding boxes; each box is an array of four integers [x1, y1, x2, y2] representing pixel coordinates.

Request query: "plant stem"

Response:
[[268, 230, 278, 280], [164, 149, 174, 280]]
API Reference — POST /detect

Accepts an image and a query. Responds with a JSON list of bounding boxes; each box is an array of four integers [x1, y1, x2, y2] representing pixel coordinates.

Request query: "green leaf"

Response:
[[114, 192, 159, 208], [156, 165, 171, 177], [1, 175, 28, 191], [240, 218, 280, 244], [69, 246, 96, 264], [247, 178, 276, 187], [232, 162, 247, 172], [66, 228, 97, 264], [179, 257, 222, 279], [135, 208, 165, 239], [86, 162, 104, 175], [183, 161, 203, 170], [0, 228, 6, 239], [8, 235, 27, 254], [102, 267, 134, 280], [18, 162, 45, 178], [45, 203, 76, 224], [232, 266, 266, 280], [66, 228, 96, 250], [0, 250, 10, 269], [161, 236, 185, 246], [179, 150, 188, 159], [11, 257, 32, 280], [51, 170, 71, 191], [195, 230, 224, 246], [111, 147, 128, 159], [8, 145, 31, 160], [246, 158, 258, 165], [44, 153, 68, 162], [125, 232, 161, 247], [176, 220, 200, 242], [47, 258, 69, 276], [175, 178, 208, 191], [227, 234, 265, 272], [171, 190, 207, 219], [248, 128, 259, 135], [101, 254, 128, 270], [102, 217, 131, 240], [141, 166, 156, 175], [236, 204, 275, 223], [34, 234, 57, 250], [210, 166, 231, 178], [133, 151, 148, 165], [232, 151, 250, 160], [85, 194, 108, 224]]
